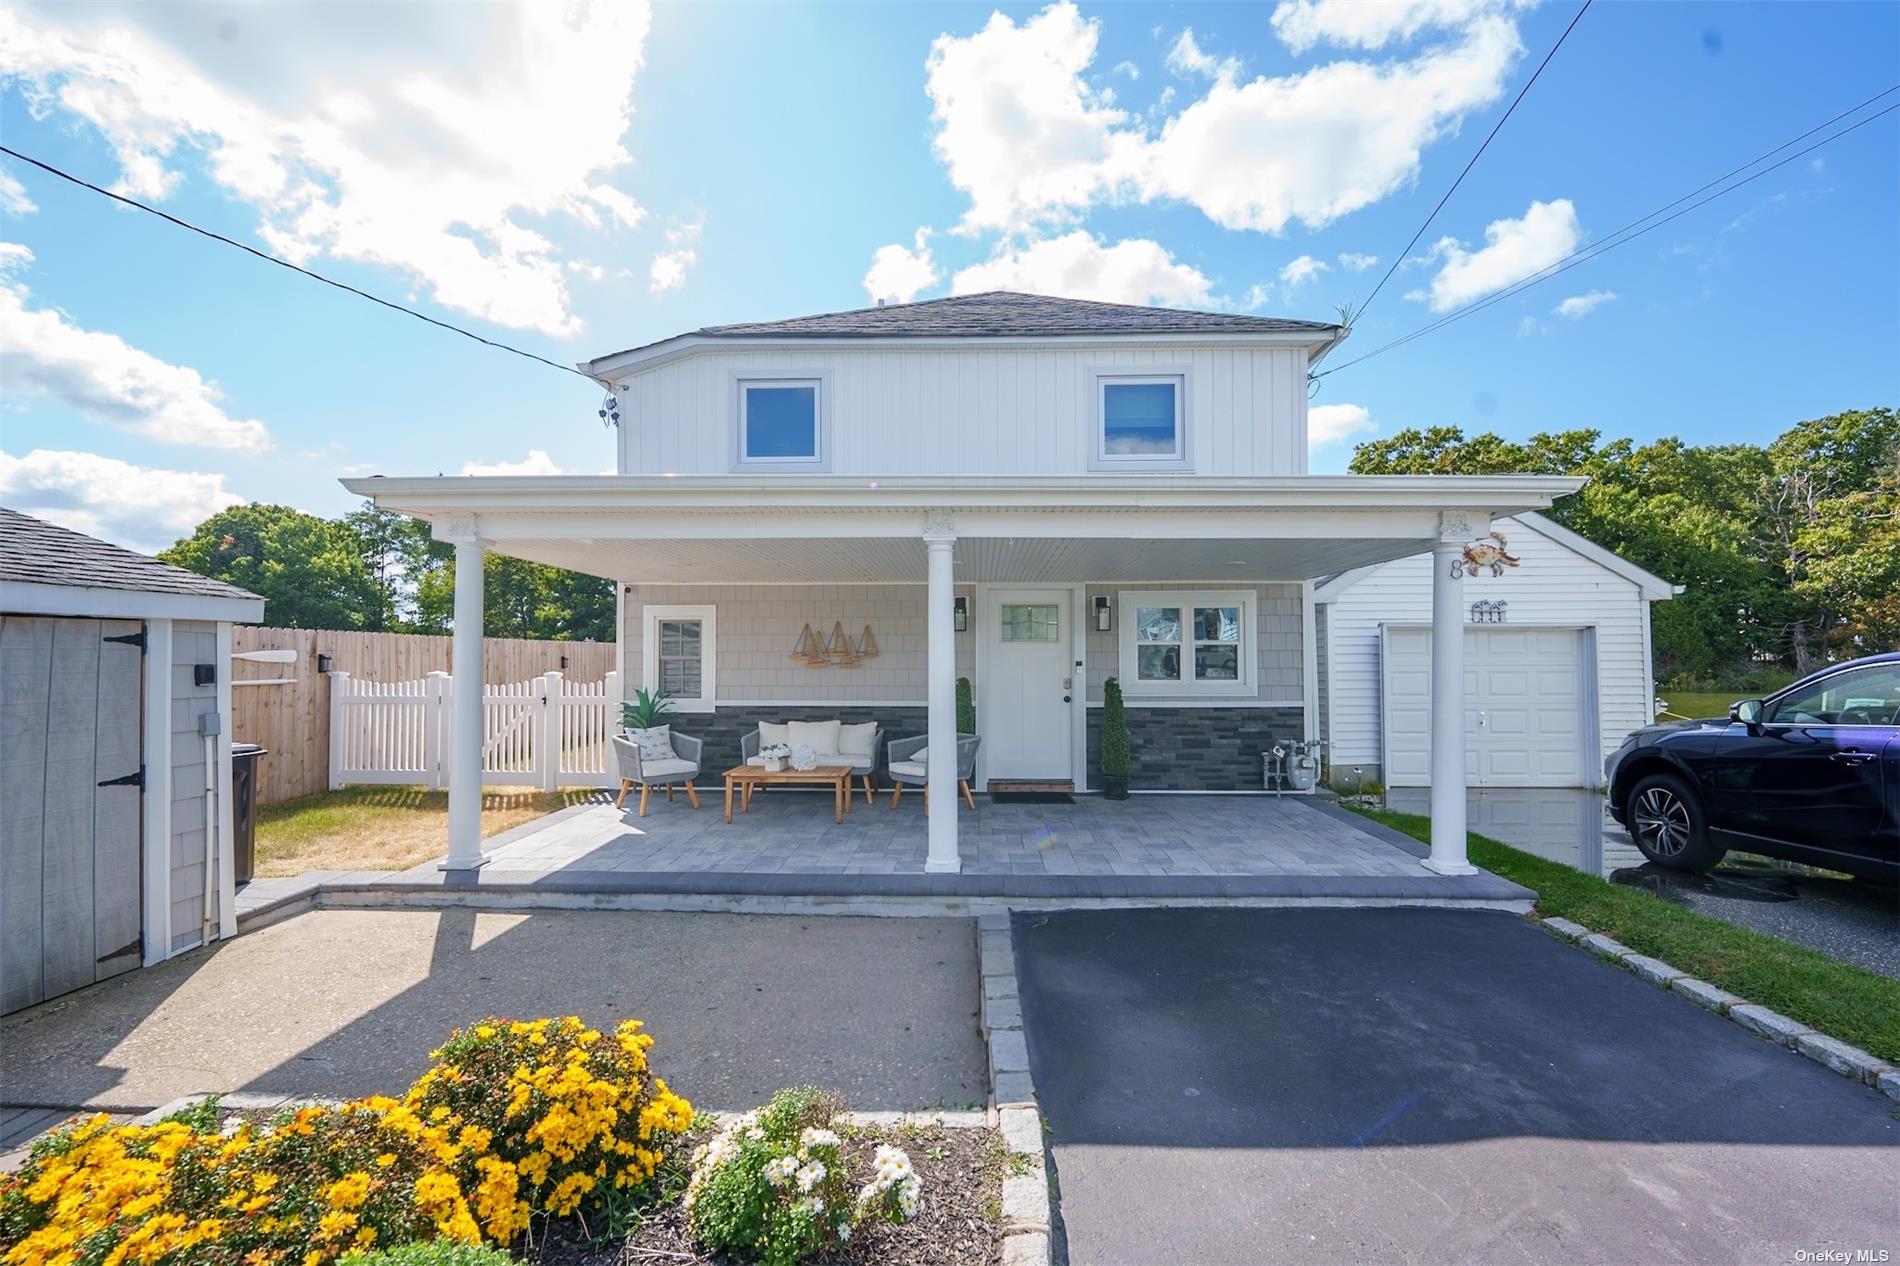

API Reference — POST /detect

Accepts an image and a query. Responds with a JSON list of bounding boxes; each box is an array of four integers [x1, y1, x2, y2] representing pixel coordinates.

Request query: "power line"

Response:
[[0, 144, 596, 383], [1351, 0, 1593, 325], [1315, 89, 1900, 380]]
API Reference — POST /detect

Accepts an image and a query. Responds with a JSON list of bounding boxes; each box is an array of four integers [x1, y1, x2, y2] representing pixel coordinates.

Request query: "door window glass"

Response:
[[1769, 665, 1900, 725], [1001, 604, 1059, 642]]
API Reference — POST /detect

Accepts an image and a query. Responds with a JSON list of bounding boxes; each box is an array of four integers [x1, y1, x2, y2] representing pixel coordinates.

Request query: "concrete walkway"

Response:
[[0, 908, 986, 1116], [1014, 907, 1899, 1265]]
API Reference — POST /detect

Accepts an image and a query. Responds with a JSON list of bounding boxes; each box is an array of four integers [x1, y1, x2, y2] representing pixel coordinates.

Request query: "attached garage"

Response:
[[1316, 512, 1675, 791], [0, 508, 263, 1015]]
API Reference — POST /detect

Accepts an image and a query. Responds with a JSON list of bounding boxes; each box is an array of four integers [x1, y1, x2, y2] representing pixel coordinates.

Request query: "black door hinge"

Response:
[[103, 631, 147, 650], [98, 766, 145, 790]]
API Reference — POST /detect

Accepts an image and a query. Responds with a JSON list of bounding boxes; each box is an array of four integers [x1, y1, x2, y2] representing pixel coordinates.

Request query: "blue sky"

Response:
[[1, 0, 1895, 552]]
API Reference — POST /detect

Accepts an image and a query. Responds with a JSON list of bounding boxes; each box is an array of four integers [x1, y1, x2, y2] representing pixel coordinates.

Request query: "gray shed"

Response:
[[0, 508, 264, 1014]]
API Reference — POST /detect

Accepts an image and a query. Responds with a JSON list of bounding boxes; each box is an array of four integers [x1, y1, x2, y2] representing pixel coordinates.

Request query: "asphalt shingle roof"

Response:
[[595, 291, 1339, 365], [0, 507, 261, 602]]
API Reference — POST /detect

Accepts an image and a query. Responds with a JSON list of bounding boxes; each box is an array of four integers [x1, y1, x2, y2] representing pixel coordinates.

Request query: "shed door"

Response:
[[1381, 626, 1589, 788], [1, 617, 144, 1014]]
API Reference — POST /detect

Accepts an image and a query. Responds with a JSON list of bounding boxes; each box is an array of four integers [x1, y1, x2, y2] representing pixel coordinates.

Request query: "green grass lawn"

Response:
[[1654, 689, 1748, 721], [1351, 806, 1900, 1065]]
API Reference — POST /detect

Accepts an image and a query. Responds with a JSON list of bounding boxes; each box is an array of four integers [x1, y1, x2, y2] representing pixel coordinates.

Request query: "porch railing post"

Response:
[[924, 521, 961, 873]]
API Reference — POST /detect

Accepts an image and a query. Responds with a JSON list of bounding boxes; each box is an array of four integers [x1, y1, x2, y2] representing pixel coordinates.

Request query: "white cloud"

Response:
[[1110, 60, 1140, 80], [0, 242, 271, 452], [1516, 314, 1545, 337], [951, 230, 1212, 306], [1243, 282, 1274, 309], [0, 3, 653, 337], [1279, 254, 1330, 288], [1309, 402, 1374, 448], [923, 1, 1523, 237], [1270, 0, 1527, 54], [0, 448, 244, 553], [1337, 251, 1379, 271], [1420, 198, 1582, 312], [863, 228, 942, 304], [1554, 288, 1616, 318], [0, 171, 35, 215], [459, 450, 567, 477], [649, 217, 702, 294], [1165, 29, 1239, 81]]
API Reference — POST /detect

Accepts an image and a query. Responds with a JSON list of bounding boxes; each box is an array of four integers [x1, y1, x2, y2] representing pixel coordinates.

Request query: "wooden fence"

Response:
[[231, 627, 616, 804]]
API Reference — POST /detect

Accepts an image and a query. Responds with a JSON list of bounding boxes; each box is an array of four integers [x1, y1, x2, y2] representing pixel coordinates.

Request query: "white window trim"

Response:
[[642, 604, 717, 712], [730, 370, 832, 470], [1090, 370, 1190, 471], [1117, 589, 1257, 697]]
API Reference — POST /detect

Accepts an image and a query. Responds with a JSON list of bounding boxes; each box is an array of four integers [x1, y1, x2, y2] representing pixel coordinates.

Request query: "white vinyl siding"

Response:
[[1319, 515, 1657, 784], [169, 620, 222, 952], [619, 345, 1309, 477]]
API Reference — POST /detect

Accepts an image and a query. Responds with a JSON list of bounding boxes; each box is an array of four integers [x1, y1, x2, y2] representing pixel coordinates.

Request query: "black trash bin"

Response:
[[231, 743, 267, 886]]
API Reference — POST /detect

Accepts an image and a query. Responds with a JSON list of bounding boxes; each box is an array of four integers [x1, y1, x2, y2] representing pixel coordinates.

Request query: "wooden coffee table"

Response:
[[722, 763, 855, 823]]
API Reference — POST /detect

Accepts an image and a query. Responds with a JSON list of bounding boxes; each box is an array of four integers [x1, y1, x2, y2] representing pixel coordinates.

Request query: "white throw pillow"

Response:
[[788, 720, 842, 754], [837, 722, 877, 758], [628, 725, 674, 761], [758, 722, 791, 747]]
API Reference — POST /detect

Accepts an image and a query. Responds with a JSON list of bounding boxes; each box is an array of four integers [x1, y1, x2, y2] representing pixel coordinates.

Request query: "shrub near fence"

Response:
[[232, 627, 616, 804]]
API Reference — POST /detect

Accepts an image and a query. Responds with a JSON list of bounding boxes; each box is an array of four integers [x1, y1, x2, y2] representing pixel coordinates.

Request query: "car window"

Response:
[[1767, 664, 1900, 726]]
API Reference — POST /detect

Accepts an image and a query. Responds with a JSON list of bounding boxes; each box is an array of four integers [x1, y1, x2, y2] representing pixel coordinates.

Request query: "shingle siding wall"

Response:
[[168, 620, 220, 951], [621, 584, 974, 702], [1087, 706, 1304, 791]]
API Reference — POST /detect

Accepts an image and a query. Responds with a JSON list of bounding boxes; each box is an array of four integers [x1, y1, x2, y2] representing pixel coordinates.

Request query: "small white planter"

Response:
[[760, 756, 786, 772]]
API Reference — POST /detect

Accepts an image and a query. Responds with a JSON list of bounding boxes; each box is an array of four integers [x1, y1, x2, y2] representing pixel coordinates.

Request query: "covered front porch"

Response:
[[342, 472, 1584, 883], [385, 790, 1532, 904]]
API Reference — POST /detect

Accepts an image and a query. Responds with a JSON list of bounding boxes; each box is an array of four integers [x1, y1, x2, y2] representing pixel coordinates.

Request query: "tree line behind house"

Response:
[[157, 407, 1897, 686]]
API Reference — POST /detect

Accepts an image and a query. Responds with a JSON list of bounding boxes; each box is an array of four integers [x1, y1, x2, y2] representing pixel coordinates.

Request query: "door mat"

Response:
[[987, 790, 1076, 805]]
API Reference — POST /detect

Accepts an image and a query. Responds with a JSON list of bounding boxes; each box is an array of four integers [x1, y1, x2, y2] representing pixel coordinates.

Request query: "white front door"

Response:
[[982, 589, 1073, 781]]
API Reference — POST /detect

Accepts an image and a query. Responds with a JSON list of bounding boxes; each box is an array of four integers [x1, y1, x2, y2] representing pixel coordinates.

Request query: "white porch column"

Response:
[[1425, 513, 1478, 876], [923, 518, 960, 873], [446, 529, 489, 870]]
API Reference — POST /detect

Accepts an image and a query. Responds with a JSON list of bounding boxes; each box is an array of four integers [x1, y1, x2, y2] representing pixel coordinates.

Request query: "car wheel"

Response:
[[1627, 772, 1724, 872]]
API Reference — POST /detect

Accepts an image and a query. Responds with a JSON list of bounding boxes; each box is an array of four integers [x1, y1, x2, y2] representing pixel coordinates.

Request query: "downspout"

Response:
[[200, 713, 221, 946]]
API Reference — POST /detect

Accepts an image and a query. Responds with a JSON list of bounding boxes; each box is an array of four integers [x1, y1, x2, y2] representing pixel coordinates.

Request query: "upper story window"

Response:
[[1092, 372, 1188, 470], [733, 373, 830, 470]]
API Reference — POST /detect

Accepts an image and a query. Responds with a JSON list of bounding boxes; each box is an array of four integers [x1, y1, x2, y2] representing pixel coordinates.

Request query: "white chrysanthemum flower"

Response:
[[795, 1160, 827, 1192], [800, 1126, 841, 1149]]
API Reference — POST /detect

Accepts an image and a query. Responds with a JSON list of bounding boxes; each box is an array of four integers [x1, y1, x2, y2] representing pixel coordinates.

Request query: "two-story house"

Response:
[[345, 291, 1590, 877]]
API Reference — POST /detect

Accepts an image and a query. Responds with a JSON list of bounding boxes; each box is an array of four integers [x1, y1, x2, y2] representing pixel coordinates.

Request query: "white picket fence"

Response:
[[328, 670, 621, 791]]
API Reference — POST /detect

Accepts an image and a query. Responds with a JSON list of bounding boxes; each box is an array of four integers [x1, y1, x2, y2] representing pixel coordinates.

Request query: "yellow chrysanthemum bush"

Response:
[[0, 1016, 694, 1266], [402, 1018, 695, 1231]]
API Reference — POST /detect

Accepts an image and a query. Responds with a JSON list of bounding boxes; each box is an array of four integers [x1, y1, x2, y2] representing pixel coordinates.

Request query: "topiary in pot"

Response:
[[1100, 676, 1131, 800], [955, 676, 976, 735]]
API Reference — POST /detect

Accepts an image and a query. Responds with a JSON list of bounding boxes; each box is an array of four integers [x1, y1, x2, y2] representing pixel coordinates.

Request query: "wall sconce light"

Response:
[[1093, 595, 1113, 632], [953, 595, 969, 633], [316, 652, 335, 675]]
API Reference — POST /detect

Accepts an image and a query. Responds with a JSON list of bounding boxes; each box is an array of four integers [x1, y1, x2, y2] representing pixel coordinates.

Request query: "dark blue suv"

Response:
[[1605, 652, 1899, 882]]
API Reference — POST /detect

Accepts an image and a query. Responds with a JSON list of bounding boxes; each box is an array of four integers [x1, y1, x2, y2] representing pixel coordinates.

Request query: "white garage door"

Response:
[[1381, 626, 1590, 788]]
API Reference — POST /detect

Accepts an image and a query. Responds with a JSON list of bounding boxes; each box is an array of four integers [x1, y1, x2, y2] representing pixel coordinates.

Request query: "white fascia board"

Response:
[[1513, 512, 1676, 601], [0, 580, 264, 623], [583, 329, 1344, 381], [339, 472, 1588, 518]]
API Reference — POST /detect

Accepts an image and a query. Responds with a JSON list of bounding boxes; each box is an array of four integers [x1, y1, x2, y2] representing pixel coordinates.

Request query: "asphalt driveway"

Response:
[[1014, 908, 1899, 1266], [1, 908, 985, 1116]]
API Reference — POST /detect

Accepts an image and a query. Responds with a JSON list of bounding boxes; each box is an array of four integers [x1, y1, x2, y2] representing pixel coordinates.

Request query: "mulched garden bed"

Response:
[[527, 1121, 1007, 1266]]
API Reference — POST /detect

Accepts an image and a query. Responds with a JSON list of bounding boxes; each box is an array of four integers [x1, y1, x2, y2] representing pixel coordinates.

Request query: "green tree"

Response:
[[160, 504, 380, 629]]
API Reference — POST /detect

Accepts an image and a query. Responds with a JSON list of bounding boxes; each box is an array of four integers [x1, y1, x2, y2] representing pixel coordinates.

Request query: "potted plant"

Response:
[[621, 687, 676, 747], [956, 676, 977, 735], [1101, 676, 1131, 800], [758, 741, 792, 772]]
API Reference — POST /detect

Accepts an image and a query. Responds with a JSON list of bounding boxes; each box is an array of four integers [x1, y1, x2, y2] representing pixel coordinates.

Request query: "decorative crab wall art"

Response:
[[1453, 530, 1523, 578]]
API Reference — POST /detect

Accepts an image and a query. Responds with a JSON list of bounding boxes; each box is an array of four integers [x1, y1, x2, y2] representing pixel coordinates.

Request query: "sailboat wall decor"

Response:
[[786, 621, 881, 668], [826, 621, 860, 668]]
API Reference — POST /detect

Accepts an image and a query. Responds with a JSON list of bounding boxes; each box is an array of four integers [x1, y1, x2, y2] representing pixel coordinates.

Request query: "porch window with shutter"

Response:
[[641, 604, 717, 712], [1118, 590, 1256, 696]]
